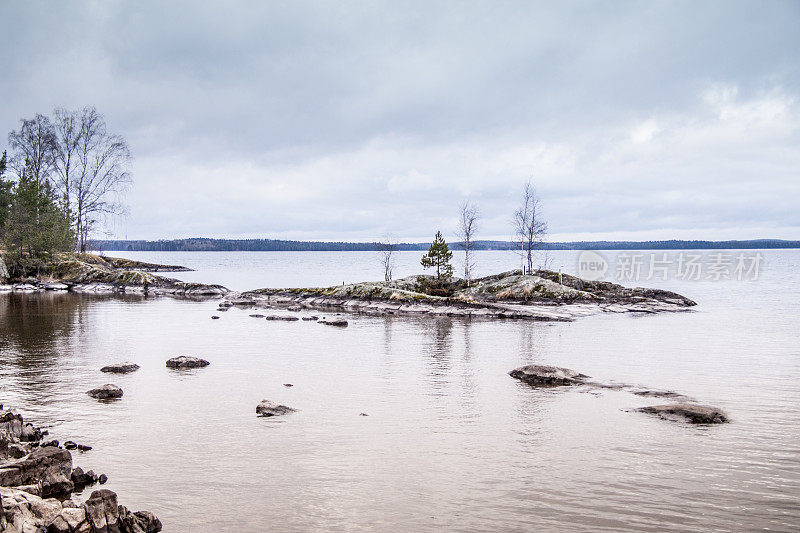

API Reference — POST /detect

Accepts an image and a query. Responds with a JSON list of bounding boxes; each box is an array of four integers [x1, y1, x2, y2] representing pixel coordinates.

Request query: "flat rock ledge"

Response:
[[256, 400, 296, 417], [509, 365, 589, 386], [165, 356, 210, 369], [100, 362, 140, 374], [86, 384, 123, 400], [635, 404, 728, 424]]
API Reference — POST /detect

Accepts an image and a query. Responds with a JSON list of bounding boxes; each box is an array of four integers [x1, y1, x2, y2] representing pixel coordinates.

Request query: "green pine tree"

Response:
[[3, 161, 74, 272], [421, 231, 454, 280]]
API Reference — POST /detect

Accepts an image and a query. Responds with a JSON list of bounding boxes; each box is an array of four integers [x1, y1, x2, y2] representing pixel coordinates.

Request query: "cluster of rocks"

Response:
[[508, 364, 728, 425], [0, 406, 161, 532]]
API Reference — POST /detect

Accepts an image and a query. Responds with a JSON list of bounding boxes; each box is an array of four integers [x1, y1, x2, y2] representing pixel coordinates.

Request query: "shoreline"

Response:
[[0, 405, 162, 532]]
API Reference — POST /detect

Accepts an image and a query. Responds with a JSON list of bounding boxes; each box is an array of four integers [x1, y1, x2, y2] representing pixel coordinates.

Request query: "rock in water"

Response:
[[100, 362, 140, 374], [508, 365, 589, 386], [256, 400, 296, 417], [635, 403, 728, 424], [319, 319, 348, 327], [87, 384, 124, 400], [165, 356, 210, 369]]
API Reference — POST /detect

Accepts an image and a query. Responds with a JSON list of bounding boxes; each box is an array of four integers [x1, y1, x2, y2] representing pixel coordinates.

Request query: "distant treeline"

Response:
[[90, 238, 800, 252]]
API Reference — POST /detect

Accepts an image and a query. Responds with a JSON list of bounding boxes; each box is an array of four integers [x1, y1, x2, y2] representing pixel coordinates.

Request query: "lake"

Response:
[[1, 249, 798, 531]]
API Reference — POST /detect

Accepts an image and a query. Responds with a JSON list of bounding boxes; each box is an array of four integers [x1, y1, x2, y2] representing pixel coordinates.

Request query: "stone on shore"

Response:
[[87, 384, 124, 400], [635, 403, 728, 424], [100, 362, 140, 374], [508, 365, 589, 386], [166, 356, 210, 369], [256, 400, 296, 417]]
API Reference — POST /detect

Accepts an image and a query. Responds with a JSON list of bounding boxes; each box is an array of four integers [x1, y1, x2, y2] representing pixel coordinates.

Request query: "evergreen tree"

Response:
[[3, 161, 74, 270], [421, 231, 453, 280], [0, 151, 12, 237]]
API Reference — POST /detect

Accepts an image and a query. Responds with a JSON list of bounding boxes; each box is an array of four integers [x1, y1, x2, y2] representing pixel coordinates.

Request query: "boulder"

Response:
[[256, 400, 296, 417], [301, 316, 319, 321], [0, 446, 74, 496], [635, 403, 728, 424], [100, 362, 140, 374], [508, 365, 589, 386], [70, 466, 98, 486], [165, 356, 210, 369], [87, 384, 124, 400]]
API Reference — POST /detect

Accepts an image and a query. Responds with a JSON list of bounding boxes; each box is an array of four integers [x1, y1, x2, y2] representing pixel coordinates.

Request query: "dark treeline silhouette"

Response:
[[90, 237, 800, 252]]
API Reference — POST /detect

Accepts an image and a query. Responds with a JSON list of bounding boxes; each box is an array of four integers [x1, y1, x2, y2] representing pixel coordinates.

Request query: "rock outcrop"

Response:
[[256, 400, 296, 417], [0, 446, 73, 497], [0, 487, 162, 533], [635, 404, 728, 424], [165, 356, 210, 369], [100, 362, 140, 374], [508, 365, 589, 386], [0, 407, 161, 532], [87, 385, 124, 400]]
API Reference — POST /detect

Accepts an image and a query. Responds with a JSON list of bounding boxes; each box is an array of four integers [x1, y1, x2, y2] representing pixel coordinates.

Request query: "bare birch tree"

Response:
[[52, 107, 83, 212], [379, 234, 397, 282], [73, 108, 132, 252], [458, 200, 480, 284], [7, 114, 56, 189], [513, 180, 547, 275]]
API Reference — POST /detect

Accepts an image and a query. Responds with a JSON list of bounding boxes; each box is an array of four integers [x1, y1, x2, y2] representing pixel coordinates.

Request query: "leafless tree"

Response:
[[379, 234, 397, 282], [458, 200, 480, 284], [73, 108, 132, 252], [52, 107, 84, 212], [7, 114, 56, 189], [513, 180, 547, 275]]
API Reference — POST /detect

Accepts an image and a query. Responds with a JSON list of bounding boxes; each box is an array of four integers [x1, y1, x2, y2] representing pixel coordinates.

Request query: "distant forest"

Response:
[[90, 238, 800, 252]]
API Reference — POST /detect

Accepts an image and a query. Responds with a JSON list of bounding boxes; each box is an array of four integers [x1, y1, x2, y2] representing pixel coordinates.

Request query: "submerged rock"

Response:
[[166, 356, 210, 369], [100, 362, 140, 374], [87, 384, 124, 400], [256, 400, 296, 417], [635, 403, 728, 424], [265, 315, 300, 321], [319, 319, 348, 327], [508, 365, 589, 386]]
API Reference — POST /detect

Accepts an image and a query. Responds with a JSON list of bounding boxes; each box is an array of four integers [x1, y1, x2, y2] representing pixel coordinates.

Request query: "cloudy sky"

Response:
[[1, 1, 798, 242]]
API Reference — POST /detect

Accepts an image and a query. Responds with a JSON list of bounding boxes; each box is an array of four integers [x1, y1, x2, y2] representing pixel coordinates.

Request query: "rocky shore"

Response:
[[0, 405, 161, 532], [226, 270, 696, 321], [0, 253, 226, 297]]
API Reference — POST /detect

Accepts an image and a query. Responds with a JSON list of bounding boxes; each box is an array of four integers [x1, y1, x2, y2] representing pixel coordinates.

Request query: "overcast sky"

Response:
[[1, 1, 798, 242]]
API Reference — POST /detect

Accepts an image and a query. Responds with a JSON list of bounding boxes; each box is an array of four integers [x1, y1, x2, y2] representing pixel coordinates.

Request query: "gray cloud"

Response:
[[1, 1, 798, 241]]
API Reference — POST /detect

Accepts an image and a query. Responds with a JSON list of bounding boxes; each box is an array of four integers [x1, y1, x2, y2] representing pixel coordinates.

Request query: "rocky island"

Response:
[[225, 269, 697, 321], [0, 253, 226, 297]]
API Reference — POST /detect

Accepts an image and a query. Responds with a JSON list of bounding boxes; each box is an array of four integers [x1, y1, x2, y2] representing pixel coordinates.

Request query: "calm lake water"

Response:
[[1, 250, 799, 532]]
